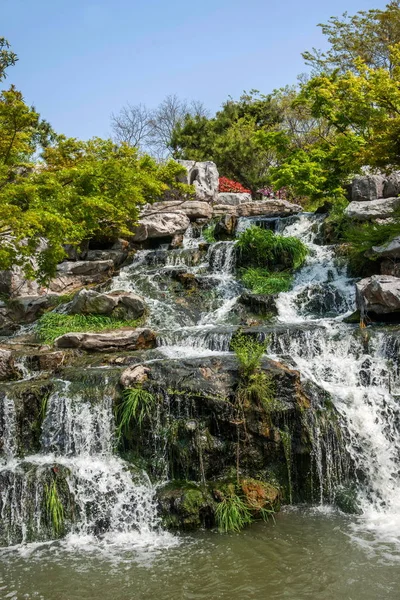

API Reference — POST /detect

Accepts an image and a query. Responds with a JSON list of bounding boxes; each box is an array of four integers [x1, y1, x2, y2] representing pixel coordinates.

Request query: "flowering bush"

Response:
[[257, 187, 287, 199], [219, 177, 251, 194]]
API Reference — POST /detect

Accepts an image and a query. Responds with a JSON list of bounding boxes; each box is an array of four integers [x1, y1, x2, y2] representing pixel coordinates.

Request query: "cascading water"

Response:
[[0, 379, 173, 548]]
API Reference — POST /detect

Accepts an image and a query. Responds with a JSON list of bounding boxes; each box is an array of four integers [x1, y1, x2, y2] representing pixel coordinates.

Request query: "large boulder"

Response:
[[142, 200, 212, 220], [381, 260, 400, 277], [383, 172, 400, 198], [214, 215, 238, 240], [70, 289, 146, 320], [371, 236, 400, 259], [351, 175, 385, 202], [215, 192, 252, 206], [176, 160, 219, 203], [0, 269, 43, 298], [132, 212, 190, 243], [47, 260, 114, 294], [237, 199, 302, 218], [345, 197, 400, 221], [54, 328, 156, 351], [0, 349, 17, 381], [356, 275, 400, 316]]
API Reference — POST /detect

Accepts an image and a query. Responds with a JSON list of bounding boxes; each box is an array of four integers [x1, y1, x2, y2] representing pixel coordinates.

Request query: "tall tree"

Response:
[[303, 1, 400, 74], [0, 38, 17, 82]]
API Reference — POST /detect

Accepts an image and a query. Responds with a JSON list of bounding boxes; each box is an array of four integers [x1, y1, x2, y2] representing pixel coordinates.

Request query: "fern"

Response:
[[230, 332, 267, 378]]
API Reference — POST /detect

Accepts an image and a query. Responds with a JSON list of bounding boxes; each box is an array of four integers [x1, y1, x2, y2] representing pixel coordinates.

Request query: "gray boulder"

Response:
[[70, 289, 146, 320], [142, 200, 212, 220], [237, 199, 302, 218], [176, 160, 219, 203], [352, 175, 385, 202], [215, 192, 252, 206], [132, 212, 190, 242], [383, 172, 400, 198], [55, 328, 156, 351], [0, 269, 43, 297], [48, 260, 115, 294], [345, 197, 400, 221], [356, 275, 400, 315], [371, 236, 400, 259]]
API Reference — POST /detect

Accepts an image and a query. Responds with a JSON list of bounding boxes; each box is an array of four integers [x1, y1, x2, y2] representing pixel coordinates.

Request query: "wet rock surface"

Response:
[[54, 328, 157, 351]]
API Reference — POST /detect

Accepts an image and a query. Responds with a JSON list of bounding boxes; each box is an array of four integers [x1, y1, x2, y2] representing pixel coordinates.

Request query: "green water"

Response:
[[1, 508, 400, 600]]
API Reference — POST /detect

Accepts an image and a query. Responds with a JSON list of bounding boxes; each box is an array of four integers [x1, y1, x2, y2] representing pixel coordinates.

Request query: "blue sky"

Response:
[[1, 0, 386, 140]]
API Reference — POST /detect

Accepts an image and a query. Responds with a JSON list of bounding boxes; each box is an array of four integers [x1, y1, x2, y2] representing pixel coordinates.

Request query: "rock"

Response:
[[215, 192, 252, 206], [211, 204, 238, 216], [371, 236, 400, 259], [70, 289, 146, 320], [383, 172, 400, 198], [351, 175, 385, 202], [170, 234, 184, 249], [0, 349, 17, 381], [131, 212, 190, 243], [142, 200, 212, 220], [356, 275, 400, 316], [176, 160, 219, 203], [0, 269, 43, 297], [238, 292, 277, 316], [214, 215, 237, 240], [85, 249, 128, 266], [381, 260, 400, 277], [120, 365, 151, 387], [237, 199, 302, 218], [48, 260, 115, 294], [26, 351, 66, 372], [345, 197, 400, 221], [54, 328, 156, 351]]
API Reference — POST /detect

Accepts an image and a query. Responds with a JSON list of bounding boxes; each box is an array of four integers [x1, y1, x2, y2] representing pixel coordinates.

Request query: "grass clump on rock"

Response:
[[115, 386, 155, 436], [240, 267, 293, 295], [36, 312, 141, 344], [236, 226, 307, 271]]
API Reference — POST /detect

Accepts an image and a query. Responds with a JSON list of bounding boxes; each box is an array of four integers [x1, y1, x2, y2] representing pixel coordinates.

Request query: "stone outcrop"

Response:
[[54, 328, 156, 351], [48, 260, 114, 294], [0, 349, 17, 381], [345, 197, 400, 221], [176, 160, 219, 203], [142, 200, 212, 221], [383, 172, 400, 198], [70, 289, 146, 320], [351, 175, 385, 202], [120, 364, 150, 387], [371, 236, 400, 259], [237, 199, 302, 218], [131, 212, 190, 242], [0, 269, 43, 298], [214, 214, 237, 240], [356, 275, 400, 316], [215, 192, 252, 206], [381, 260, 400, 277]]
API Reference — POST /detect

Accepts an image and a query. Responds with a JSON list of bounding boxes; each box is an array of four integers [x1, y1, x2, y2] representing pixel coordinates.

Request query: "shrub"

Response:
[[36, 313, 141, 344], [240, 267, 293, 294], [236, 226, 308, 271], [219, 177, 251, 194]]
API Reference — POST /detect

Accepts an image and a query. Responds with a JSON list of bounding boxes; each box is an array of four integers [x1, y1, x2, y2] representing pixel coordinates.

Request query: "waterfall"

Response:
[[0, 380, 171, 548], [269, 214, 400, 545]]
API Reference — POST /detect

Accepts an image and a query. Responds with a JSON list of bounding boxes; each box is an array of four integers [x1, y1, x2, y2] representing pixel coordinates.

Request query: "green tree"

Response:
[[0, 38, 17, 82], [171, 91, 282, 193], [303, 1, 400, 74]]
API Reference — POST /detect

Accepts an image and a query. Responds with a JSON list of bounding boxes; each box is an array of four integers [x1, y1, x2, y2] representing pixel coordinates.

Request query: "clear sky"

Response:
[[1, 0, 387, 140]]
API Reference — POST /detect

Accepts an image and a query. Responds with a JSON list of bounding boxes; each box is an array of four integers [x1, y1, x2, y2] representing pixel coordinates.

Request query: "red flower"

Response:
[[219, 177, 251, 194]]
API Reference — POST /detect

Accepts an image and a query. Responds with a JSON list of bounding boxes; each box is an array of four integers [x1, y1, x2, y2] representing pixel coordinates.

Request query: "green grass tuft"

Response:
[[202, 222, 217, 243], [45, 480, 65, 537], [215, 493, 253, 533], [236, 226, 308, 271], [116, 387, 155, 436], [230, 332, 268, 379], [240, 267, 293, 295], [36, 312, 141, 344]]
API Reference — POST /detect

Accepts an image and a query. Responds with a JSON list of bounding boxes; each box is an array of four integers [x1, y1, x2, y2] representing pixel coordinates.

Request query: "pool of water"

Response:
[[2, 508, 400, 600]]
